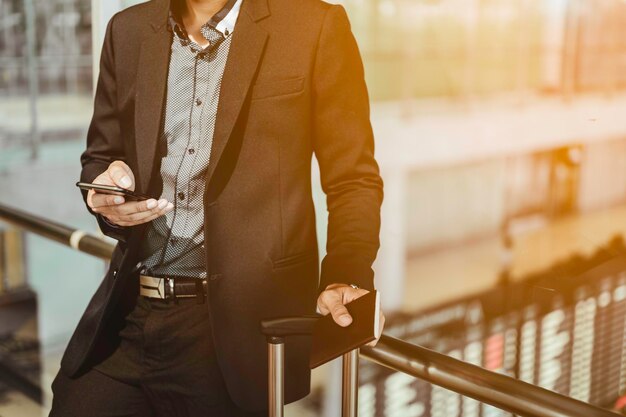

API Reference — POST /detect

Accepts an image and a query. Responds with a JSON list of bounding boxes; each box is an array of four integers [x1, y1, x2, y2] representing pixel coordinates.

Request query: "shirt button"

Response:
[[188, 148, 195, 155], [195, 98, 202, 106], [178, 192, 185, 200]]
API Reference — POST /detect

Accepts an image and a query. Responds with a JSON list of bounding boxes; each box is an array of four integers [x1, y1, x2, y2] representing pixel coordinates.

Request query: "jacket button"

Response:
[[112, 269, 118, 278]]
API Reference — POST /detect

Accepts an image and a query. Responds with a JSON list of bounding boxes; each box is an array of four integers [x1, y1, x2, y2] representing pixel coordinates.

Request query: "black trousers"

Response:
[[49, 294, 268, 417]]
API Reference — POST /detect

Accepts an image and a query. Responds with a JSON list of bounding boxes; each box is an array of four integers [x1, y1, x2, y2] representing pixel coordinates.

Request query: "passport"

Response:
[[309, 290, 381, 369]]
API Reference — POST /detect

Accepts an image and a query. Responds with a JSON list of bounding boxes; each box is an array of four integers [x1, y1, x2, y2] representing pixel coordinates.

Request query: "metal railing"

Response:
[[0, 203, 113, 260], [360, 337, 619, 417], [0, 202, 620, 417]]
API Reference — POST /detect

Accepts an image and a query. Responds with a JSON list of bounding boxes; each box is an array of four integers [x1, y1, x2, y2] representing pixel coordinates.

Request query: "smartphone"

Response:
[[76, 182, 154, 201]]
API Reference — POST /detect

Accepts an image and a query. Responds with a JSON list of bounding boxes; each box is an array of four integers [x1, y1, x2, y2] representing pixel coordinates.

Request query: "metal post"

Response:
[[0, 228, 5, 294], [341, 348, 359, 417], [4, 229, 26, 290], [268, 338, 284, 417], [24, 0, 39, 160]]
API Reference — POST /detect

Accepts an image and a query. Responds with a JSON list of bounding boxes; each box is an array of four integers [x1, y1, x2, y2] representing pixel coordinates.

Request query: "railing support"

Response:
[[341, 348, 359, 417], [0, 228, 27, 291], [268, 337, 284, 417]]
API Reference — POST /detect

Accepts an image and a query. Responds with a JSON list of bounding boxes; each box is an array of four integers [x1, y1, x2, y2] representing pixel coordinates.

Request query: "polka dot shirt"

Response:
[[137, 0, 242, 279]]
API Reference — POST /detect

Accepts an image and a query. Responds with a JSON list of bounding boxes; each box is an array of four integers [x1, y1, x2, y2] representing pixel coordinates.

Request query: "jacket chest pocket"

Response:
[[250, 76, 305, 101]]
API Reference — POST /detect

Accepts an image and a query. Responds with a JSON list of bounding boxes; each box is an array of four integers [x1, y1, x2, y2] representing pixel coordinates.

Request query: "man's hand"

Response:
[[316, 283, 385, 347], [87, 160, 173, 227]]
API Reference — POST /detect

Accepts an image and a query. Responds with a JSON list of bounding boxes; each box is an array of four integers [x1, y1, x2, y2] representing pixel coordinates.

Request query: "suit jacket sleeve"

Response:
[[79, 15, 130, 243], [312, 5, 384, 293]]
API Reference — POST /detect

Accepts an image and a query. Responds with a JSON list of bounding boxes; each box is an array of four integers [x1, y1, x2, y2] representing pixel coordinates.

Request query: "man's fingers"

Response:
[[90, 192, 125, 209], [331, 303, 353, 327], [110, 210, 167, 226], [96, 199, 172, 222], [321, 292, 353, 327], [317, 289, 339, 315], [121, 198, 158, 214], [107, 164, 134, 190], [343, 288, 369, 304], [318, 286, 370, 328], [101, 198, 162, 216], [87, 190, 95, 209], [317, 286, 385, 346], [101, 201, 172, 226], [111, 160, 133, 178], [120, 201, 173, 222]]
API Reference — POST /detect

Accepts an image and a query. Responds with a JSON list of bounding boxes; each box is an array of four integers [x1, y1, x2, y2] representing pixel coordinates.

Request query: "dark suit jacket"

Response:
[[62, 0, 383, 410]]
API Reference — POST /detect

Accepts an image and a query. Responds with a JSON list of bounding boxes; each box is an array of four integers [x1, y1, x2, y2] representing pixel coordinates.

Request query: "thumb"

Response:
[[108, 161, 134, 190], [327, 295, 353, 327]]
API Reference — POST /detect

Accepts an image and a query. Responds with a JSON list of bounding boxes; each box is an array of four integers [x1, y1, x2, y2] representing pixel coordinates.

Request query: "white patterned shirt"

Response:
[[137, 0, 242, 279]]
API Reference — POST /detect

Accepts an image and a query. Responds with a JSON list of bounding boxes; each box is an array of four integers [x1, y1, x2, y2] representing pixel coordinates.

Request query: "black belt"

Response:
[[139, 274, 208, 303]]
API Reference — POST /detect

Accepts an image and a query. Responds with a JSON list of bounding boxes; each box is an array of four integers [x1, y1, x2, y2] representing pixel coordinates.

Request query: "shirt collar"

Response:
[[169, 0, 243, 40]]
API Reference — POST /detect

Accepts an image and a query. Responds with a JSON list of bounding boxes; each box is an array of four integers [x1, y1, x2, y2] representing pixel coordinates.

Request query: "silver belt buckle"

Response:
[[139, 274, 167, 299]]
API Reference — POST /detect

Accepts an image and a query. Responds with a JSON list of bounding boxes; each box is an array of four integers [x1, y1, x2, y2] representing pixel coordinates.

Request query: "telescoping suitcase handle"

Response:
[[260, 316, 359, 417]]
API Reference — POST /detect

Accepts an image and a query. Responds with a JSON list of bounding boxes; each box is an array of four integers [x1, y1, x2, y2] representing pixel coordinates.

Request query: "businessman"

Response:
[[49, 0, 384, 415]]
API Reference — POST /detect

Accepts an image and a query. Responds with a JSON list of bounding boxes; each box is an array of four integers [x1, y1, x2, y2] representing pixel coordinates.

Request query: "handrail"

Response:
[[360, 336, 618, 417], [0, 203, 114, 259], [0, 203, 620, 416]]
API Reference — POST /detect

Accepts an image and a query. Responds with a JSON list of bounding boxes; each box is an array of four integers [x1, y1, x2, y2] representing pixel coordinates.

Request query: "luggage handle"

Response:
[[260, 315, 319, 340], [260, 315, 359, 417]]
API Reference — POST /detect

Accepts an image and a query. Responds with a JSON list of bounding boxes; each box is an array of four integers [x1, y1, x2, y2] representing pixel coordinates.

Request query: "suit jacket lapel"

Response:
[[205, 5, 269, 186], [134, 20, 172, 194]]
